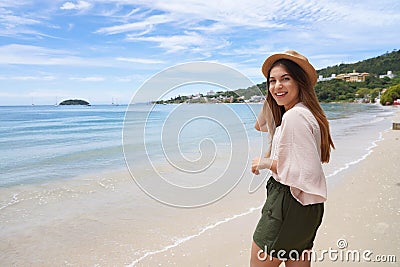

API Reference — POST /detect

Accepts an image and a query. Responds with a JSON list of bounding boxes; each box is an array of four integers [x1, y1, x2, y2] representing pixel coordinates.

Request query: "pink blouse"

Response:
[[271, 102, 327, 205]]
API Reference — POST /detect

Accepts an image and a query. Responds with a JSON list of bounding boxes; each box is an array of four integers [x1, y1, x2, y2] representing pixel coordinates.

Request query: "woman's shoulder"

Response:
[[283, 103, 312, 119], [282, 103, 318, 128]]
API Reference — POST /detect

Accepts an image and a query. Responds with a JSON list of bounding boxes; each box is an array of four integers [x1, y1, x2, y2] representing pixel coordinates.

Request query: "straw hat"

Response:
[[261, 50, 318, 86]]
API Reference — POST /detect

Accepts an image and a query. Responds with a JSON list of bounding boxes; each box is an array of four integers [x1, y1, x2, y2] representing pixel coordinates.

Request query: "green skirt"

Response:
[[253, 177, 324, 260]]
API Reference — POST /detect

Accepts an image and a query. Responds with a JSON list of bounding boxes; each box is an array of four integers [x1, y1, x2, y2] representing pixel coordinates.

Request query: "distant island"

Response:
[[59, 99, 90, 106]]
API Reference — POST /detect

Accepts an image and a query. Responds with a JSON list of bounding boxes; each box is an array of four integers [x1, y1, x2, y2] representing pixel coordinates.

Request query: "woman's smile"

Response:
[[275, 91, 288, 98]]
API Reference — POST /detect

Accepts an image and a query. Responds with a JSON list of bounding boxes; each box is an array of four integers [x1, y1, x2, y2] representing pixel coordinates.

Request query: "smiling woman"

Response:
[[251, 50, 335, 267]]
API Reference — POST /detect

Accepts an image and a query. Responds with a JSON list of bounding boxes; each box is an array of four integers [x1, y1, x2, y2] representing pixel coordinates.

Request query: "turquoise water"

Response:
[[0, 103, 393, 187], [0, 102, 395, 266]]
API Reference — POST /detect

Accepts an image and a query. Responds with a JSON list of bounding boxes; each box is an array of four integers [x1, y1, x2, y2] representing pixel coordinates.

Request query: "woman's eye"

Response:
[[269, 80, 276, 84], [283, 77, 290, 81]]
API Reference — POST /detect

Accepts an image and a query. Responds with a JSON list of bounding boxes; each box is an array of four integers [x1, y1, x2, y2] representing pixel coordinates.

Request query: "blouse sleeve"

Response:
[[254, 101, 269, 132], [274, 108, 327, 205]]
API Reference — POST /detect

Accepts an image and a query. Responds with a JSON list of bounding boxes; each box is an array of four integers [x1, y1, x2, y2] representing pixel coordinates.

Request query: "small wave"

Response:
[[0, 185, 97, 211], [127, 205, 263, 266], [0, 193, 20, 211], [366, 117, 384, 125], [326, 130, 386, 178]]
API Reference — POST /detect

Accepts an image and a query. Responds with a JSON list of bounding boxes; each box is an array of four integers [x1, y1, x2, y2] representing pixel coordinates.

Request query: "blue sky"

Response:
[[0, 0, 399, 105]]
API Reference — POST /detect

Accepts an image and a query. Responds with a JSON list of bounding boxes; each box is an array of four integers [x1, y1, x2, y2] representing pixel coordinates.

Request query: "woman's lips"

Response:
[[275, 92, 287, 98]]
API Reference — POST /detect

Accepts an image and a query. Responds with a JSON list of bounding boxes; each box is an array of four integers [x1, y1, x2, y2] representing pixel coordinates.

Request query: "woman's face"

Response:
[[268, 65, 300, 111]]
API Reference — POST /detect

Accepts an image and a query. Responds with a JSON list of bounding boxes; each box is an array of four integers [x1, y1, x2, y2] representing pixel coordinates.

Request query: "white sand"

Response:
[[1, 110, 399, 266], [137, 109, 400, 266]]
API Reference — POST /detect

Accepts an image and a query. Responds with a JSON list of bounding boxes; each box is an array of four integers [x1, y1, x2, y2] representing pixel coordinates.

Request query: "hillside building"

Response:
[[207, 90, 216, 96], [379, 71, 396, 79], [318, 74, 336, 82], [336, 70, 369, 82]]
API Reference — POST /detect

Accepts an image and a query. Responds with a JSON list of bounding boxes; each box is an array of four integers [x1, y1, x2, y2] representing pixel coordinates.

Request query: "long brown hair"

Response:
[[266, 59, 335, 163]]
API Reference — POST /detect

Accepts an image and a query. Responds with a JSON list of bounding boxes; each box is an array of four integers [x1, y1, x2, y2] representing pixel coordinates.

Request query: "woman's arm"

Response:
[[251, 157, 277, 175], [254, 102, 269, 132]]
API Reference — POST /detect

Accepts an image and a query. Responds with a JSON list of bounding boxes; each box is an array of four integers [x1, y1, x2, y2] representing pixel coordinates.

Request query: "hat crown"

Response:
[[261, 50, 317, 86], [283, 50, 309, 63]]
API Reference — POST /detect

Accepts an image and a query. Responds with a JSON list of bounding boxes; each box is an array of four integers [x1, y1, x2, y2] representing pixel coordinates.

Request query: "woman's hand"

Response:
[[251, 157, 273, 175]]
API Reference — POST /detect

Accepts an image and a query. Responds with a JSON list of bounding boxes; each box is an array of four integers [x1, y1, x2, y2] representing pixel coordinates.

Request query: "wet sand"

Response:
[[1, 110, 399, 266], [137, 109, 400, 266]]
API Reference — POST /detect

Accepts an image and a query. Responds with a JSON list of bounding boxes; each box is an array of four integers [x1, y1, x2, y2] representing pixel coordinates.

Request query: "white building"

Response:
[[318, 74, 336, 82], [191, 93, 202, 100], [207, 90, 216, 96], [379, 71, 396, 79], [249, 95, 264, 102]]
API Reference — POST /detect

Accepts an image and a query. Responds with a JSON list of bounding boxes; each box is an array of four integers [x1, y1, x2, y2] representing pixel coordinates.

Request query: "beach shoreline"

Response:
[[1, 105, 398, 266], [132, 108, 400, 266]]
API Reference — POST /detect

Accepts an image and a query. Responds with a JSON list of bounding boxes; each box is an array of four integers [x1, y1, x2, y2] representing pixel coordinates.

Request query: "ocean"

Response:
[[0, 103, 392, 187], [0, 103, 394, 265]]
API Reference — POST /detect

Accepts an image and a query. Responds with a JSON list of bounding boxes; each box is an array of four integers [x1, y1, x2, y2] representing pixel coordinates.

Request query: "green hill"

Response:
[[165, 50, 399, 104], [314, 49, 400, 102], [235, 49, 400, 103], [317, 49, 400, 77]]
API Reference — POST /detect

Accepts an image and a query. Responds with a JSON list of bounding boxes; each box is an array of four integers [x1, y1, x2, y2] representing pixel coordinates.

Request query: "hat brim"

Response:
[[261, 53, 317, 86]]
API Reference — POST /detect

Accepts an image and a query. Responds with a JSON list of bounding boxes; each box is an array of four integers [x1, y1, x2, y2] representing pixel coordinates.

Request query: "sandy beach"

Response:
[[136, 109, 400, 266], [1, 105, 398, 266]]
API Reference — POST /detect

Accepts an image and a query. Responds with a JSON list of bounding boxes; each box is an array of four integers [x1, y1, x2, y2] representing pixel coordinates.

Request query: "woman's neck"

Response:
[[284, 100, 301, 111]]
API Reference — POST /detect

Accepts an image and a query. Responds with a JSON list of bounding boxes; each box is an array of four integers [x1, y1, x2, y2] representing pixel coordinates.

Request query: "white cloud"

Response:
[[1, 0, 400, 106], [96, 22, 152, 35], [0, 14, 41, 26], [114, 73, 146, 82], [0, 89, 68, 99], [67, 23, 74, 31], [92, 0, 345, 57], [70, 76, 105, 82], [106, 0, 336, 29], [191, 22, 229, 34], [125, 8, 141, 17], [0, 44, 169, 69], [126, 31, 230, 55], [116, 57, 165, 64], [209, 59, 263, 80], [0, 75, 56, 81], [126, 32, 201, 52], [96, 14, 172, 35], [221, 45, 275, 57], [0, 92, 21, 97], [0, 44, 111, 67], [28, 90, 67, 98], [321, 0, 400, 26], [60, 1, 92, 11], [0, 44, 70, 63], [0, 5, 43, 38], [60, 2, 77, 10]]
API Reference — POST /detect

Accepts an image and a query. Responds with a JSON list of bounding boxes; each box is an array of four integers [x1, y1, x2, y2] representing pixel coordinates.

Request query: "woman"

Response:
[[250, 50, 335, 267]]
